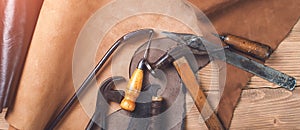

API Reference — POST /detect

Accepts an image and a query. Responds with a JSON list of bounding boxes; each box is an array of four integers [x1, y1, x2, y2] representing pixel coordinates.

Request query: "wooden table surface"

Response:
[[0, 20, 299, 130]]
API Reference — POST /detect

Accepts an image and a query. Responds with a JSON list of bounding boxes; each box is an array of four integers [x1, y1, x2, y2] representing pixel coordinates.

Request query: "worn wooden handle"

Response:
[[120, 69, 143, 111], [173, 57, 224, 130], [224, 34, 273, 61]]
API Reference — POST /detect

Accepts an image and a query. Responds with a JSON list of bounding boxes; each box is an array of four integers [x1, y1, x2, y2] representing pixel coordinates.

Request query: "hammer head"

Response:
[[135, 84, 161, 103], [162, 31, 206, 51], [87, 76, 126, 130], [99, 76, 126, 103]]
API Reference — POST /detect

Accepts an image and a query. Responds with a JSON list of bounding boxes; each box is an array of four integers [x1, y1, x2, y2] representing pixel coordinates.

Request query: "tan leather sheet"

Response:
[[5, 0, 300, 129]]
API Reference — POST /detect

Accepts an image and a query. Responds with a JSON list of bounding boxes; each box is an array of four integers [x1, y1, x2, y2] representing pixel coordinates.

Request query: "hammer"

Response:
[[145, 43, 223, 129]]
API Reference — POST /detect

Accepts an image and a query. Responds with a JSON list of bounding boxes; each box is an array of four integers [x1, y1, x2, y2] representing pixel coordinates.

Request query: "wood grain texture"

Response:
[[174, 57, 224, 130], [0, 18, 298, 130], [231, 88, 300, 129], [229, 20, 300, 129]]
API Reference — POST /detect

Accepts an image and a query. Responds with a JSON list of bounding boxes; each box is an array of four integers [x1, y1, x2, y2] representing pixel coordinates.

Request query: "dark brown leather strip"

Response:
[[0, 0, 44, 111]]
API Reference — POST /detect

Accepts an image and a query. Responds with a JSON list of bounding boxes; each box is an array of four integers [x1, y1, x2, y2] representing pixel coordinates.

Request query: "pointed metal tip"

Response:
[[161, 31, 177, 37], [162, 31, 191, 38], [162, 31, 189, 36], [287, 78, 297, 91], [211, 32, 225, 41], [162, 31, 198, 45], [211, 32, 219, 37], [162, 32, 184, 44], [161, 31, 178, 39]]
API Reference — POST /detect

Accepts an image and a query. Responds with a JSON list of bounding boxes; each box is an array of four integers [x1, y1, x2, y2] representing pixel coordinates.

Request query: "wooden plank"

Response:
[[231, 88, 300, 129], [197, 62, 224, 91]]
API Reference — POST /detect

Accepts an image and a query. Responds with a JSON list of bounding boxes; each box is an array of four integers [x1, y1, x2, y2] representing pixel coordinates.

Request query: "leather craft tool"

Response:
[[149, 43, 209, 73], [163, 32, 296, 91], [46, 29, 154, 129], [120, 30, 154, 111], [128, 38, 188, 130], [101, 84, 162, 130], [213, 33, 273, 61]]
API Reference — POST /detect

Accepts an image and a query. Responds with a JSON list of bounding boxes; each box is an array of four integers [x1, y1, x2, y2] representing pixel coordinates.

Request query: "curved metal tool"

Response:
[[86, 76, 125, 130], [46, 29, 154, 130], [100, 76, 125, 103]]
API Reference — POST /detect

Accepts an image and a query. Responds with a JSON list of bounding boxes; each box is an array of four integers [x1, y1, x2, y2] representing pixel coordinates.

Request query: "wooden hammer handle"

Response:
[[173, 57, 224, 130]]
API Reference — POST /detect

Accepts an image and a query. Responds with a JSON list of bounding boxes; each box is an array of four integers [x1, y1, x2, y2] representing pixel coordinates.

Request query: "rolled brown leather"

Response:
[[5, 0, 300, 129], [0, 0, 44, 112]]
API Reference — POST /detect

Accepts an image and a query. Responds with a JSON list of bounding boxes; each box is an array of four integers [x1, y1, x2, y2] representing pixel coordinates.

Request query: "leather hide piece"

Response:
[[204, 1, 300, 128], [0, 0, 44, 112], [4, 0, 300, 130]]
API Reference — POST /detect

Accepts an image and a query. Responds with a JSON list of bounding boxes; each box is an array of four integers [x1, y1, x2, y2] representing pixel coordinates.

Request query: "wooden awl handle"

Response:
[[120, 60, 145, 111], [220, 34, 273, 61]]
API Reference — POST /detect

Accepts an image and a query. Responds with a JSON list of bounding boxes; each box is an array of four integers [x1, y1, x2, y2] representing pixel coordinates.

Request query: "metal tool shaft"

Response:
[[163, 32, 296, 91], [222, 49, 296, 90], [46, 29, 154, 129], [144, 30, 153, 60], [202, 38, 296, 90], [120, 30, 154, 111]]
